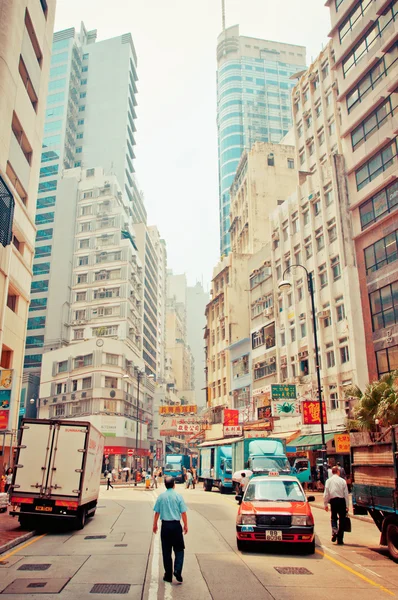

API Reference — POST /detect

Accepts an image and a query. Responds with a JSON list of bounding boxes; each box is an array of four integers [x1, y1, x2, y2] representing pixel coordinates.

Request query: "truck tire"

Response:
[[19, 516, 34, 530], [386, 523, 398, 562], [76, 508, 87, 530], [204, 480, 212, 492], [220, 485, 228, 494]]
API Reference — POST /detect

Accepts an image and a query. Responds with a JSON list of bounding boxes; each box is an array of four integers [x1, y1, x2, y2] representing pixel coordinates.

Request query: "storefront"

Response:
[[103, 445, 151, 475]]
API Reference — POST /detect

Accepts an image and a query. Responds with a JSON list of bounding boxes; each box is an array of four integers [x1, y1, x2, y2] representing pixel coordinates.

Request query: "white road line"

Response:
[[354, 564, 382, 578], [148, 525, 161, 600]]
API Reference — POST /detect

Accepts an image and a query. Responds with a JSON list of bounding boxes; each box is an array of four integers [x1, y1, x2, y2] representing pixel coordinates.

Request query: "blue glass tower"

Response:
[[217, 25, 306, 256]]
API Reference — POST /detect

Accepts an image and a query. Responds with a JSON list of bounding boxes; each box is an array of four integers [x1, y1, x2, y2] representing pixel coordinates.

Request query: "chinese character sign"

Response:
[[223, 425, 243, 436], [302, 401, 328, 425], [176, 423, 201, 435], [224, 409, 239, 426], [334, 434, 350, 453], [271, 384, 297, 399], [159, 404, 197, 415]]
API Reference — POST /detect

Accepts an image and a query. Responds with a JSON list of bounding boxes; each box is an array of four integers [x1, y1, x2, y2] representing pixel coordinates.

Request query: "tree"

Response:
[[345, 371, 398, 431]]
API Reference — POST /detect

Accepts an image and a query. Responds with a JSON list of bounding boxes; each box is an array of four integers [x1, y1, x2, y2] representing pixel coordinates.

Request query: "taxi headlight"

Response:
[[291, 515, 308, 526], [241, 514, 256, 525]]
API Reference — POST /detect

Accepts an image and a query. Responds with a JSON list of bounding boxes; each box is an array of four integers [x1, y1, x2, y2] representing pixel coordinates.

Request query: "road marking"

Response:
[[0, 534, 47, 561], [315, 548, 396, 597], [354, 564, 381, 578], [148, 531, 160, 600]]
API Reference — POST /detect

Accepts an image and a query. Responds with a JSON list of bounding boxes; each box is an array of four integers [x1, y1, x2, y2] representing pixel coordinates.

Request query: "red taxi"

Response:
[[236, 475, 315, 553]]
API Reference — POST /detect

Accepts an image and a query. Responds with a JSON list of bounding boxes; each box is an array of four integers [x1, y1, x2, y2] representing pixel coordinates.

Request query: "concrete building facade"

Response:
[[186, 282, 209, 406], [0, 0, 56, 455], [217, 25, 306, 255], [327, 0, 398, 380]]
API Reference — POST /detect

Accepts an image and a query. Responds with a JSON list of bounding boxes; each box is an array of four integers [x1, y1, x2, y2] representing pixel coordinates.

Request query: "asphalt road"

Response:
[[0, 484, 397, 600]]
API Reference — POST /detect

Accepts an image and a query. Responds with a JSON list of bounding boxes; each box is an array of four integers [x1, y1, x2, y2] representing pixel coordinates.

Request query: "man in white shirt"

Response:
[[324, 466, 349, 545]]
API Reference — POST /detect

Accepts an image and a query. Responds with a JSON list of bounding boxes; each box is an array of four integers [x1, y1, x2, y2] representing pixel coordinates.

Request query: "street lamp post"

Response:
[[278, 264, 327, 472], [134, 369, 143, 486]]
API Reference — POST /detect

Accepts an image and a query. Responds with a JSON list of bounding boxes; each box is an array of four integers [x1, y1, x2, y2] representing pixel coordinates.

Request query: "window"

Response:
[[36, 228, 53, 241], [376, 345, 398, 377], [339, 0, 373, 43], [329, 385, 338, 410], [287, 158, 294, 169], [328, 121, 336, 136], [80, 79, 87, 85], [299, 152, 305, 165], [327, 218, 337, 243], [30, 297, 47, 311], [74, 309, 86, 320], [340, 344, 350, 364], [78, 119, 85, 125], [351, 97, 396, 151], [92, 325, 118, 337], [304, 236, 312, 259], [74, 329, 84, 340], [325, 188, 333, 206], [303, 208, 310, 226], [78, 256, 88, 266], [364, 230, 398, 274], [355, 140, 396, 191], [58, 360, 68, 373], [33, 262, 50, 276], [331, 255, 341, 280], [297, 124, 303, 138], [343, 23, 379, 77], [313, 200, 320, 216], [282, 221, 288, 241], [290, 323, 296, 343], [309, 142, 315, 156], [31, 280, 48, 293], [79, 106, 85, 112], [347, 53, 394, 114], [369, 282, 398, 331], [38, 180, 57, 193], [322, 62, 329, 79], [82, 65, 88, 71], [80, 222, 91, 232], [252, 328, 264, 349], [280, 331, 286, 346], [82, 377, 92, 389], [319, 264, 328, 288], [25, 335, 44, 348], [298, 286, 303, 302], [360, 181, 398, 229], [24, 354, 42, 369], [318, 130, 325, 146], [77, 273, 87, 284], [336, 303, 345, 322], [315, 103, 322, 118], [106, 353, 118, 366], [315, 228, 324, 250], [105, 376, 118, 389], [76, 291, 86, 302], [79, 239, 90, 249], [80, 92, 86, 99], [27, 316, 45, 330], [74, 354, 93, 369], [77, 133, 83, 139], [326, 347, 335, 368], [300, 322, 307, 338], [76, 147, 82, 154], [19, 56, 38, 110], [37, 195, 56, 210], [35, 245, 51, 258]]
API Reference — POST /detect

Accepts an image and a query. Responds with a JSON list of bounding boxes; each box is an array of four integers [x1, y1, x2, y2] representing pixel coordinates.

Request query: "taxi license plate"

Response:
[[266, 530, 282, 541], [35, 505, 53, 512]]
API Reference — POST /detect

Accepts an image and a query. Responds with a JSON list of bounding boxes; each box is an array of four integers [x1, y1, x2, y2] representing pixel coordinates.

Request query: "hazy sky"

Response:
[[54, 1, 330, 287]]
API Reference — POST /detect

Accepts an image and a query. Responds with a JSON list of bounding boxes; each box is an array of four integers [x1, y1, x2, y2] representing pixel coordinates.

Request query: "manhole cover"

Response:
[[90, 584, 131, 594], [85, 535, 107, 540], [274, 567, 313, 575], [18, 564, 51, 571], [114, 544, 128, 547], [2, 578, 70, 594]]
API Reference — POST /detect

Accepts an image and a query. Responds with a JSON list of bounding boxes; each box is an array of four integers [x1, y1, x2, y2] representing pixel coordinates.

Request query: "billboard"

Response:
[[223, 425, 243, 436], [224, 409, 239, 426], [334, 433, 350, 453], [271, 384, 297, 399], [0, 369, 13, 431], [159, 416, 201, 436], [302, 401, 328, 425], [272, 400, 300, 418], [159, 404, 197, 415]]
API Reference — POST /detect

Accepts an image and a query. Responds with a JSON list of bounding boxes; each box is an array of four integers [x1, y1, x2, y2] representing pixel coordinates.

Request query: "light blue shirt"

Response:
[[153, 488, 187, 521]]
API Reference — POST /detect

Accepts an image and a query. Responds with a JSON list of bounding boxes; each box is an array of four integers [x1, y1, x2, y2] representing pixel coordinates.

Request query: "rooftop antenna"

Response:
[[222, 0, 226, 31]]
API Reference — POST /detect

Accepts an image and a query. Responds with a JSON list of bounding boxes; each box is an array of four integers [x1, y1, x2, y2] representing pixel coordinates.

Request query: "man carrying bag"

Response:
[[324, 465, 350, 545]]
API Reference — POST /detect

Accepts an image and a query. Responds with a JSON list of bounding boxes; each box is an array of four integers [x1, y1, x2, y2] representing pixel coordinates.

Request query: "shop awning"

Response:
[[287, 432, 336, 452], [268, 431, 300, 443]]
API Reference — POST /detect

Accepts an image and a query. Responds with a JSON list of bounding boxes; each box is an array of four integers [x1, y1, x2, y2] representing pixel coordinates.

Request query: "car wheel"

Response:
[[306, 540, 316, 554], [386, 523, 398, 562], [237, 539, 251, 552]]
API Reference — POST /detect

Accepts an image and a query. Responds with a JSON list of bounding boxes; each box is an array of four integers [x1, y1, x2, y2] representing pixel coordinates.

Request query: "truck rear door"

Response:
[[14, 422, 54, 495], [48, 423, 87, 497]]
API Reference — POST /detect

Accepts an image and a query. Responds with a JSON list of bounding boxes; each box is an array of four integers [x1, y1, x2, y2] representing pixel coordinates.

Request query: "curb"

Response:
[[312, 502, 373, 524], [0, 531, 35, 557]]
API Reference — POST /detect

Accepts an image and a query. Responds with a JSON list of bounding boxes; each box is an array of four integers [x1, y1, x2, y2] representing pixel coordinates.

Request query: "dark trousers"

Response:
[[106, 480, 113, 490], [330, 497, 346, 542], [161, 521, 184, 578]]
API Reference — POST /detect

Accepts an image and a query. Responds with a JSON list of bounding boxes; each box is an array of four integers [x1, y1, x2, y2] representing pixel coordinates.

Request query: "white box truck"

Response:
[[10, 419, 104, 529]]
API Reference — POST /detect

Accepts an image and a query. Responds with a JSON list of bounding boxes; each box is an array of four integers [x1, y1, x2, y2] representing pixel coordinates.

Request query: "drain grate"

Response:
[[27, 582, 47, 588], [114, 544, 128, 547], [1, 577, 70, 594], [274, 567, 313, 575], [18, 564, 51, 571], [90, 584, 131, 594], [85, 535, 107, 540]]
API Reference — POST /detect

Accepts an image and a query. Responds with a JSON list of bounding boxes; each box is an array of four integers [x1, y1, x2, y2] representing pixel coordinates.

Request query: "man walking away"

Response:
[[324, 465, 349, 544], [106, 472, 113, 490], [151, 470, 158, 489], [153, 477, 188, 584]]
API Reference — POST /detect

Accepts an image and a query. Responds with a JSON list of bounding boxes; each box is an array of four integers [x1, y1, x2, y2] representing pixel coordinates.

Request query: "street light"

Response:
[[278, 264, 327, 473]]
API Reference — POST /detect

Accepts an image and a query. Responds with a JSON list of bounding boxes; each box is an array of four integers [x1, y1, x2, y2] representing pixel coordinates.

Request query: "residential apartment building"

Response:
[[24, 23, 143, 375], [217, 24, 306, 255], [166, 296, 194, 402], [327, 0, 398, 380], [230, 142, 296, 255], [135, 223, 167, 379], [204, 254, 250, 438], [186, 282, 209, 406], [0, 0, 55, 454]]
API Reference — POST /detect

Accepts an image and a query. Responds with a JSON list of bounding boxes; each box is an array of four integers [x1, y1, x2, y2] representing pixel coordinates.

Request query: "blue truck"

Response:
[[198, 440, 233, 493], [350, 427, 398, 561], [232, 438, 291, 490], [163, 454, 191, 483]]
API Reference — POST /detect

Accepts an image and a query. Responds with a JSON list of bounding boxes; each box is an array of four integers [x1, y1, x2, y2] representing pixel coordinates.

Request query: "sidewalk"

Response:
[[310, 491, 373, 524], [0, 509, 34, 556]]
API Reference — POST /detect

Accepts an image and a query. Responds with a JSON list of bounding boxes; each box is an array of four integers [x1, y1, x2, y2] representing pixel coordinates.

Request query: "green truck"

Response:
[[350, 426, 398, 561]]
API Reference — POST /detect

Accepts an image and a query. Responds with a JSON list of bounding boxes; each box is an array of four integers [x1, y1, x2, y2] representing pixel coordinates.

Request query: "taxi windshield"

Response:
[[244, 480, 306, 502], [251, 457, 291, 473]]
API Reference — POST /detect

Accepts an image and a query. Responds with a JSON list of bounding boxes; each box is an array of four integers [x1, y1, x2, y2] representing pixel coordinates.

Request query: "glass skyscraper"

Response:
[[217, 25, 306, 256]]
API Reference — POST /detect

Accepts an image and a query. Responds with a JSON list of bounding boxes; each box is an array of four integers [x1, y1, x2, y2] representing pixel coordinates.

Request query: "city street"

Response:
[[0, 484, 397, 600]]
